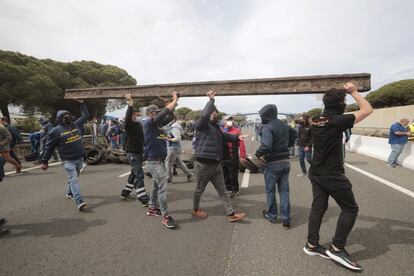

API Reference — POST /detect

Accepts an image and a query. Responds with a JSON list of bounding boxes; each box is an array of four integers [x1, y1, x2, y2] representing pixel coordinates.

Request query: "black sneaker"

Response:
[[0, 216, 6, 225], [303, 243, 331, 259], [77, 202, 87, 211], [139, 200, 149, 208], [167, 178, 173, 184], [282, 221, 291, 229], [120, 190, 131, 200], [187, 174, 193, 182], [262, 210, 277, 224], [0, 228, 10, 237], [162, 215, 176, 229], [65, 193, 74, 200], [326, 245, 362, 271], [147, 207, 162, 217]]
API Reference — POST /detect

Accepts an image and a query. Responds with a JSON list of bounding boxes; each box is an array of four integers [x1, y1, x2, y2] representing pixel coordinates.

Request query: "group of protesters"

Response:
[[3, 82, 412, 271]]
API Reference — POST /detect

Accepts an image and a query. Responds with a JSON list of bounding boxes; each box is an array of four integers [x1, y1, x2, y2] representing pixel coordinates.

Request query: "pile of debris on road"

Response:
[[84, 143, 128, 165]]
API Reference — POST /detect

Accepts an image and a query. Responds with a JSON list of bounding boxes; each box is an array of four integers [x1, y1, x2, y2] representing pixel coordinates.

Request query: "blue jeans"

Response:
[[387, 143, 405, 165], [91, 134, 98, 146], [62, 158, 84, 205], [147, 161, 168, 215], [298, 146, 312, 174], [264, 161, 291, 223]]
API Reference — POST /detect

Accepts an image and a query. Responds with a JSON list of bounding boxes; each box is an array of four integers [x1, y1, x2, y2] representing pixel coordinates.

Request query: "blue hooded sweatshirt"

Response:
[[42, 103, 89, 164]]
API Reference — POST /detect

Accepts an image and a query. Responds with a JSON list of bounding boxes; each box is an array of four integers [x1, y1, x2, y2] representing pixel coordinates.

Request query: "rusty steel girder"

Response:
[[64, 73, 371, 99]]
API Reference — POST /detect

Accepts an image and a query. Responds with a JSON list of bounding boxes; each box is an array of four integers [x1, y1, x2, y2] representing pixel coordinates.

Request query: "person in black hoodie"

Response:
[[41, 100, 89, 211], [302, 83, 373, 272], [255, 104, 297, 228], [192, 91, 246, 222], [297, 115, 312, 177], [120, 94, 150, 206]]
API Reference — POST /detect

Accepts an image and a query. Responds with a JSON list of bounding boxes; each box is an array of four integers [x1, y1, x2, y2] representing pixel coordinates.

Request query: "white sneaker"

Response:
[[80, 163, 87, 173]]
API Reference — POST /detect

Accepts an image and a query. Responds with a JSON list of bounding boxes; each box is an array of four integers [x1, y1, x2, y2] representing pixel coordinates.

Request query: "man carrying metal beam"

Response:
[[191, 91, 246, 222], [144, 91, 179, 229], [120, 93, 150, 207], [303, 83, 373, 272]]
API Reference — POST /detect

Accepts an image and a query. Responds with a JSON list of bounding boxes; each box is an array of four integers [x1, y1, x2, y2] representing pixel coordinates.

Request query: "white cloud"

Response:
[[1, 0, 413, 115]]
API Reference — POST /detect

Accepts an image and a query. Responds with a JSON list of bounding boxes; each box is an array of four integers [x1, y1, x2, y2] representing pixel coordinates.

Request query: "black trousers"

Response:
[[307, 173, 359, 249], [222, 157, 240, 193]]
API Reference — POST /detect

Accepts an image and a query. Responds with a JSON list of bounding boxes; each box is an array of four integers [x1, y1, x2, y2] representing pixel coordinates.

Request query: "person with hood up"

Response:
[[221, 116, 246, 197], [192, 91, 246, 222], [36, 116, 58, 164], [255, 104, 297, 228], [302, 83, 373, 272], [41, 100, 89, 211], [164, 115, 193, 183]]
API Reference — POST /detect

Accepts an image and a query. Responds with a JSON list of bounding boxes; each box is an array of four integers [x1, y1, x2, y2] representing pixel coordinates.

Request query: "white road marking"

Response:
[[118, 171, 130, 178], [345, 163, 414, 199], [241, 170, 250, 188], [5, 161, 62, 175]]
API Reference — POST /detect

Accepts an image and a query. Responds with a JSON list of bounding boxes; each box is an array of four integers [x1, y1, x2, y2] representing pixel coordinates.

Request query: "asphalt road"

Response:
[[0, 129, 413, 276]]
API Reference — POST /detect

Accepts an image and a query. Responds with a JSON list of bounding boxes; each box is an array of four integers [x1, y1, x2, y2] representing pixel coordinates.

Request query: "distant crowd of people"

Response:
[[2, 82, 414, 272]]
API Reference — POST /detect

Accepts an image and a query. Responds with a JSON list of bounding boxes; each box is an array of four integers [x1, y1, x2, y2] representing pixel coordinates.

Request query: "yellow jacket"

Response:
[[408, 124, 414, 141]]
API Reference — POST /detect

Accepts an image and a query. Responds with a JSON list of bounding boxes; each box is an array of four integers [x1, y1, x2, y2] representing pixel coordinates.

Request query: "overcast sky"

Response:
[[1, 0, 413, 116]]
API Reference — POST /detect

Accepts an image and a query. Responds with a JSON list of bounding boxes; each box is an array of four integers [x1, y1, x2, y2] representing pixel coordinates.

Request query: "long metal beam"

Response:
[[64, 73, 371, 99]]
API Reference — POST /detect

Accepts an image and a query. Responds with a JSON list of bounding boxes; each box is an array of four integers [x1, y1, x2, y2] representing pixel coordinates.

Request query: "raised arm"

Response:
[[124, 94, 134, 128], [344, 83, 373, 124], [152, 91, 179, 126], [74, 100, 89, 127], [195, 91, 216, 131]]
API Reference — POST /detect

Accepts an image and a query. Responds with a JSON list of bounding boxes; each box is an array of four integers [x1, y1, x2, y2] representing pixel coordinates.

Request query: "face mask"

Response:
[[63, 115, 72, 126], [225, 121, 233, 127], [324, 103, 346, 115], [134, 116, 142, 122]]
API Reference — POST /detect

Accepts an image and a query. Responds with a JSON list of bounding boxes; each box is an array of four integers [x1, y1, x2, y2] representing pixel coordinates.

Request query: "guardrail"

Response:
[[352, 127, 389, 138], [348, 135, 414, 170]]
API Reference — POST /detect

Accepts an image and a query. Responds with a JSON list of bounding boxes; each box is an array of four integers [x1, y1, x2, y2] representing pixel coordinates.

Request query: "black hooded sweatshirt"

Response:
[[255, 104, 297, 162]]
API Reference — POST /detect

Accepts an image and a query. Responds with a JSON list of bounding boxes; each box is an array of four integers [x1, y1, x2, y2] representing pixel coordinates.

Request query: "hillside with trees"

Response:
[[0, 50, 136, 120], [305, 79, 414, 116]]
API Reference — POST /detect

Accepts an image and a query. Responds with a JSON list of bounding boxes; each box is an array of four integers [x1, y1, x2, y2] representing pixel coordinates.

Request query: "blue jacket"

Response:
[[389, 122, 408, 144], [143, 108, 174, 159], [255, 104, 297, 162], [42, 103, 89, 164]]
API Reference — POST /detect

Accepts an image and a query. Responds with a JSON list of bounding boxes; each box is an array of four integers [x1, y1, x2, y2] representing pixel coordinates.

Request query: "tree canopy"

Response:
[[0, 50, 136, 120], [365, 79, 414, 108], [305, 79, 414, 115]]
